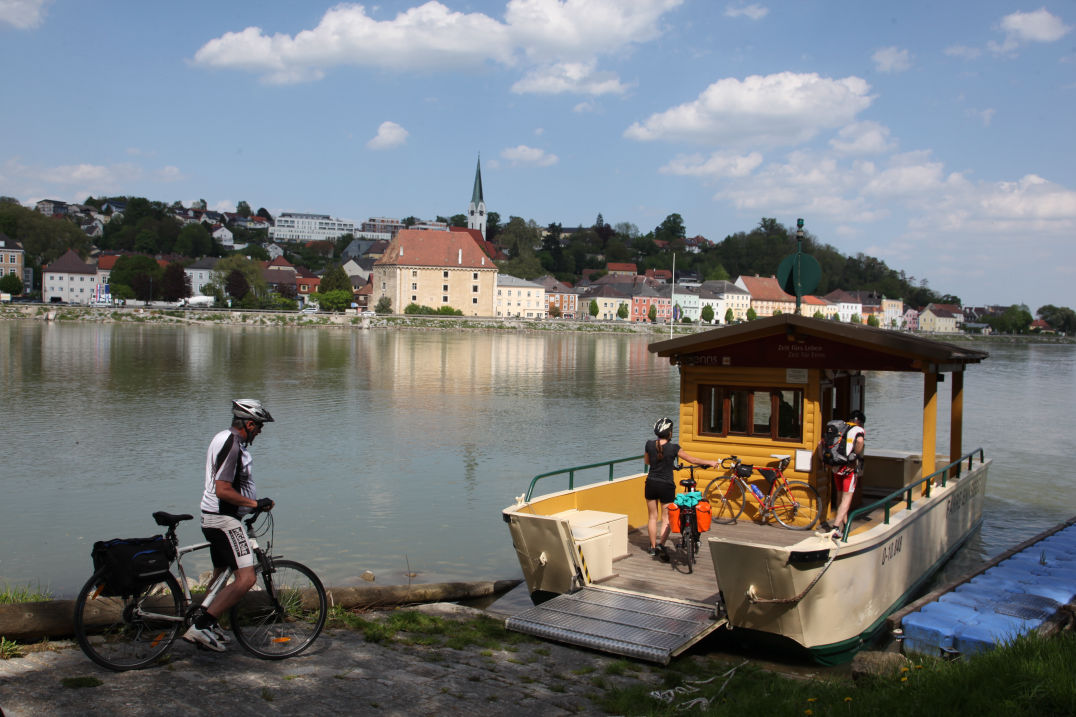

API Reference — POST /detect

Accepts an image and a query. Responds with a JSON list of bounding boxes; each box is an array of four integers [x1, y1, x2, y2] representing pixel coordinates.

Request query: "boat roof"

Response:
[[649, 314, 988, 372]]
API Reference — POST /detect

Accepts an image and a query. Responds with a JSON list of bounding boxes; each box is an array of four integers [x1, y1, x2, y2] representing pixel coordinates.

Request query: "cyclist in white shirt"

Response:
[[183, 399, 275, 651]]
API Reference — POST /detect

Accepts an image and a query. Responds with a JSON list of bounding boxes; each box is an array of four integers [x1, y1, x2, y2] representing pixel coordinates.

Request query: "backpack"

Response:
[[821, 419, 859, 466], [90, 535, 173, 597]]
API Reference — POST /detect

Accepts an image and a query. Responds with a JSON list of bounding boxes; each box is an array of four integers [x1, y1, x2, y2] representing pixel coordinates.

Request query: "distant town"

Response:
[[0, 161, 1072, 335]]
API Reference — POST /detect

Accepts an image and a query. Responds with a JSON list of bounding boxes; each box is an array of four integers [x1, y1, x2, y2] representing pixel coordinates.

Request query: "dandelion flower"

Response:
[[901, 676, 908, 683], [807, 698, 818, 703], [844, 696, 853, 702], [901, 666, 910, 673], [805, 710, 813, 716]]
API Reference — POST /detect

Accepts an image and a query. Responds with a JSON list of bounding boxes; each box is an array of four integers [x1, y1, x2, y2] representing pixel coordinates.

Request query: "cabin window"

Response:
[[698, 385, 803, 441]]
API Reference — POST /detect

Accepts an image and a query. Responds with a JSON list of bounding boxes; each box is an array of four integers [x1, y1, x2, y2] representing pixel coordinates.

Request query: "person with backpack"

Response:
[[644, 417, 718, 560], [823, 409, 865, 538], [183, 398, 276, 652]]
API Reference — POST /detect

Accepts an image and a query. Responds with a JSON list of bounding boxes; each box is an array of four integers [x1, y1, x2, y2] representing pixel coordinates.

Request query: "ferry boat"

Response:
[[502, 315, 990, 664]]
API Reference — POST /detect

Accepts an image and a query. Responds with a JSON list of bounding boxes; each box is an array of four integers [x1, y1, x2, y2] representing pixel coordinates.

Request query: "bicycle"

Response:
[[703, 455, 821, 530], [73, 508, 327, 671], [670, 463, 708, 573]]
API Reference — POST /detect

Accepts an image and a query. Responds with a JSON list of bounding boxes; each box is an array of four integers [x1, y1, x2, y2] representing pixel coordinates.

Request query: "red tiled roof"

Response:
[[606, 262, 637, 274], [96, 255, 121, 270], [738, 275, 793, 302], [376, 229, 494, 269]]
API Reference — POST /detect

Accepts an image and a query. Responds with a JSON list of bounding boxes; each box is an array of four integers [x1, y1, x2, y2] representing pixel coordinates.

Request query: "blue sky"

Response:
[[1, 1, 1073, 309]]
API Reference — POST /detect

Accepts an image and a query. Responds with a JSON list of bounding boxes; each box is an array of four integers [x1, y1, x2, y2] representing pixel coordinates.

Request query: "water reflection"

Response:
[[3, 321, 1073, 598]]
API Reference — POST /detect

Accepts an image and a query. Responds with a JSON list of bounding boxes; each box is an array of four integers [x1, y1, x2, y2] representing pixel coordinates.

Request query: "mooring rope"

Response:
[[648, 660, 748, 711]]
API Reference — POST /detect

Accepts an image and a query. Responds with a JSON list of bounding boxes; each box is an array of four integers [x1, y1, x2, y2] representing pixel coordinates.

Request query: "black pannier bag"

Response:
[[90, 536, 173, 597]]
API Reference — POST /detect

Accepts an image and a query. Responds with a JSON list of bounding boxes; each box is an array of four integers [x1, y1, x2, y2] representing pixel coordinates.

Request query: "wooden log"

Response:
[[0, 579, 521, 643]]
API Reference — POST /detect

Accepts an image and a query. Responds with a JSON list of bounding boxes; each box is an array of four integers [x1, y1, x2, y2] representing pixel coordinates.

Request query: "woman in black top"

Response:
[[644, 417, 717, 559]]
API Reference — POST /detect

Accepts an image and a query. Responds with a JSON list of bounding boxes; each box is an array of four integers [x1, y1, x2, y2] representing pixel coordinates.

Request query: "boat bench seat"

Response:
[[551, 509, 630, 561]]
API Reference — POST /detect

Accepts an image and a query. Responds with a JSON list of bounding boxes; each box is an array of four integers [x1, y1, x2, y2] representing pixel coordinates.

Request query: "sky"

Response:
[[1, 1, 1074, 309]]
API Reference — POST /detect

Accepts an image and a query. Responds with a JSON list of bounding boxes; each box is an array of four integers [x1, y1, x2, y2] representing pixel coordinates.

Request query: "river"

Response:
[[2, 320, 1073, 598]]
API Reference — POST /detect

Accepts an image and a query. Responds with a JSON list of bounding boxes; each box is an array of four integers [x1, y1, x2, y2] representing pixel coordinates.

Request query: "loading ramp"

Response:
[[505, 587, 727, 665]]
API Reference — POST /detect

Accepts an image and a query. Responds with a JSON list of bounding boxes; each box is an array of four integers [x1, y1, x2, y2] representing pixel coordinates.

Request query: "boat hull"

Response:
[[709, 458, 990, 663]]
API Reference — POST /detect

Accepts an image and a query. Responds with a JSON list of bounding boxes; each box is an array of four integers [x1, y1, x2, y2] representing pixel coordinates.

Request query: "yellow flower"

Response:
[[914, 665, 923, 670], [901, 676, 908, 683], [807, 698, 818, 703], [901, 666, 910, 672], [844, 697, 853, 702], [805, 710, 813, 716]]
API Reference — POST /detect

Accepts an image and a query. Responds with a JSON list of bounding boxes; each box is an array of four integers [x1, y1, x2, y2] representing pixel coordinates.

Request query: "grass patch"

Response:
[[329, 607, 532, 651], [595, 633, 1076, 717], [1, 637, 22, 659], [0, 583, 51, 604]]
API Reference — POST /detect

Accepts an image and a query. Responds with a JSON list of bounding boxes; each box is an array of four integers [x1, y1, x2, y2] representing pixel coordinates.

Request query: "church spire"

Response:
[[467, 154, 487, 239]]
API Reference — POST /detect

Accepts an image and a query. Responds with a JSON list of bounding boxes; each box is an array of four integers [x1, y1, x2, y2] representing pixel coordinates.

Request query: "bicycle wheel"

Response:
[[771, 480, 821, 530], [230, 559, 327, 659], [73, 570, 186, 671], [704, 478, 745, 524], [680, 514, 695, 573]]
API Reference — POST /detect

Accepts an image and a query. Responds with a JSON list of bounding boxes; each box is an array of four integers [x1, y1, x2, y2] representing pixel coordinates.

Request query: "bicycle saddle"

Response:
[[153, 511, 194, 528]]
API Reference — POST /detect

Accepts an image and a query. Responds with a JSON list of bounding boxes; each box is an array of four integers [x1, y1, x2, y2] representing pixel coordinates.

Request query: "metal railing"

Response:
[[524, 455, 645, 502], [838, 448, 986, 541]]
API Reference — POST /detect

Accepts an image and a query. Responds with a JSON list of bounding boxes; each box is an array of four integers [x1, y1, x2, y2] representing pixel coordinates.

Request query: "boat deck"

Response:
[[598, 521, 813, 605], [598, 501, 899, 606]]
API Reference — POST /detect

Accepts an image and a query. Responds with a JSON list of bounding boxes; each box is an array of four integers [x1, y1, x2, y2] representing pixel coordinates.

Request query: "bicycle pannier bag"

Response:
[[696, 499, 712, 532], [90, 535, 173, 597], [667, 503, 681, 533]]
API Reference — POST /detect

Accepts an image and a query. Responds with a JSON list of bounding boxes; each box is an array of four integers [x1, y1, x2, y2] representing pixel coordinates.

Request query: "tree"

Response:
[[209, 254, 267, 301], [256, 208, 274, 224], [648, 304, 657, 323], [724, 308, 734, 324], [746, 307, 757, 321], [375, 296, 392, 314], [851, 314, 862, 324], [486, 211, 501, 242], [160, 263, 192, 302], [1037, 304, 1076, 334], [174, 222, 213, 257], [617, 302, 628, 320], [589, 300, 599, 319], [316, 289, 352, 313], [700, 304, 714, 324], [549, 304, 561, 318], [654, 213, 687, 249], [236, 201, 252, 218], [813, 310, 825, 319], [225, 269, 250, 300], [867, 314, 880, 327], [319, 264, 351, 293], [987, 304, 1033, 334], [110, 254, 163, 302], [0, 272, 24, 294]]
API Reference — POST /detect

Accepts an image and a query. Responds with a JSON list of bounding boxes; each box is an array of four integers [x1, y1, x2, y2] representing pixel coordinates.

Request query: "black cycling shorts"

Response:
[[644, 480, 675, 504]]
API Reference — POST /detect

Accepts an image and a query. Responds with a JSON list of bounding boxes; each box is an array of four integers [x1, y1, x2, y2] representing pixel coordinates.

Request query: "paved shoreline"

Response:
[[0, 603, 660, 717]]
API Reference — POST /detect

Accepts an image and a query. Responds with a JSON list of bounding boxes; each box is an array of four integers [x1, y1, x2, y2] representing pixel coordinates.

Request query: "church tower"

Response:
[[467, 155, 486, 239]]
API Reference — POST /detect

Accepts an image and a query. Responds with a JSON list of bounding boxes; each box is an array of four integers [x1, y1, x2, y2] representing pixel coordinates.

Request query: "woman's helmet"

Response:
[[653, 416, 674, 437], [232, 398, 274, 424]]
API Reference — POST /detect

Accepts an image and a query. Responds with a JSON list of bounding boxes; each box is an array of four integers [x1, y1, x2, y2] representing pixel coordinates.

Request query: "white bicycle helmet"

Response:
[[653, 416, 674, 437], [232, 398, 274, 423]]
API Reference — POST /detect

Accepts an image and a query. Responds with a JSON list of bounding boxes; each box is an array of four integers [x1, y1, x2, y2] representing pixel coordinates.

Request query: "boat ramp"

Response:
[[889, 516, 1076, 658]]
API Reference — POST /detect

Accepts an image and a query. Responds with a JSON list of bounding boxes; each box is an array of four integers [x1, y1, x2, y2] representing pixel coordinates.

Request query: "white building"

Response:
[[268, 212, 355, 243], [42, 249, 96, 304], [496, 275, 546, 319]]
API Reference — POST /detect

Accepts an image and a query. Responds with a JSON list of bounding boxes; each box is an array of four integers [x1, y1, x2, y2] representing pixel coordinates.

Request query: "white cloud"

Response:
[[829, 121, 896, 155], [511, 60, 629, 95], [944, 45, 982, 60], [0, 0, 49, 29], [724, 4, 768, 21], [193, 0, 682, 93], [871, 46, 911, 74], [989, 8, 1071, 55], [500, 145, 558, 167], [624, 72, 874, 148], [367, 121, 409, 150], [156, 166, 184, 182], [659, 151, 763, 178], [573, 100, 598, 113]]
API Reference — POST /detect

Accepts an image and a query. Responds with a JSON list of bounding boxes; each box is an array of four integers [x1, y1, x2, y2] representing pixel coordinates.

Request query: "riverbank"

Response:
[[2, 304, 1071, 343], [3, 600, 1073, 717]]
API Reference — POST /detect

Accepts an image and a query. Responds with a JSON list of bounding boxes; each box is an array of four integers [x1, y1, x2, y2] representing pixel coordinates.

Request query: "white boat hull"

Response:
[[710, 458, 989, 662]]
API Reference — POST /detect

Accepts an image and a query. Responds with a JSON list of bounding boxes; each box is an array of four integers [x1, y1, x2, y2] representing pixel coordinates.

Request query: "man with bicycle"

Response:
[[183, 398, 275, 651]]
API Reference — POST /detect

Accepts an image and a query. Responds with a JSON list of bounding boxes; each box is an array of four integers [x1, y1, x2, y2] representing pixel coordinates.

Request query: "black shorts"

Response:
[[644, 480, 675, 504]]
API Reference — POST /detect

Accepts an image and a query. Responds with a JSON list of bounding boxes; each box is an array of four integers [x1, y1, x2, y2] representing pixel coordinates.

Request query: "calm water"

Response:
[[2, 321, 1074, 598]]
